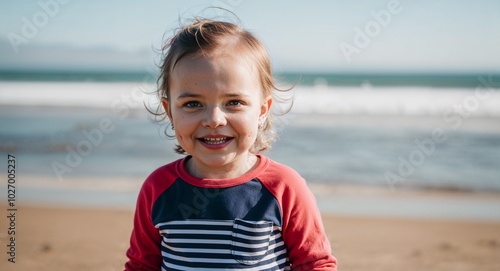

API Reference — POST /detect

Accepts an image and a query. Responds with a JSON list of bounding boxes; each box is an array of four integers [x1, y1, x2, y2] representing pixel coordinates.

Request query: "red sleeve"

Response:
[[124, 178, 162, 271], [260, 160, 338, 271]]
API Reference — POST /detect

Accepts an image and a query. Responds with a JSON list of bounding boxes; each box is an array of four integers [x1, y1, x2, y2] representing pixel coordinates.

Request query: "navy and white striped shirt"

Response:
[[125, 155, 337, 271]]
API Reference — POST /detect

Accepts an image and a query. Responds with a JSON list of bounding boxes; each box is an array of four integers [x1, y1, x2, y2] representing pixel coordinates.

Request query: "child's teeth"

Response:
[[204, 137, 227, 144]]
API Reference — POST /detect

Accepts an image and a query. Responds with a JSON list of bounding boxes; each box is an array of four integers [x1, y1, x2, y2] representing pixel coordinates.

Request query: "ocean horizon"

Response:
[[1, 70, 500, 88]]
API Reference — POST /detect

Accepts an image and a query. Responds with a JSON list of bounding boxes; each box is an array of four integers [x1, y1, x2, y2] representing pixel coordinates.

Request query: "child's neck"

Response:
[[186, 154, 259, 179]]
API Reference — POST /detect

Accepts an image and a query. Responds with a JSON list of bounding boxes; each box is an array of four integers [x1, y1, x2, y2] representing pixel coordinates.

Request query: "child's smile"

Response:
[[162, 53, 272, 179], [198, 134, 234, 149]]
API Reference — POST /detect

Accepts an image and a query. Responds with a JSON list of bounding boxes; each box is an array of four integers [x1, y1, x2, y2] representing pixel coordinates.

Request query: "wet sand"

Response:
[[1, 203, 500, 271]]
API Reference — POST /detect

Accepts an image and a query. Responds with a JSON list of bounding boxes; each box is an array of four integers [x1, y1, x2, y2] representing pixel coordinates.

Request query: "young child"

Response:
[[125, 18, 337, 271]]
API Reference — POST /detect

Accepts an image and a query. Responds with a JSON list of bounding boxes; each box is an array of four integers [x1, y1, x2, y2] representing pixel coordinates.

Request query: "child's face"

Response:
[[163, 53, 272, 176]]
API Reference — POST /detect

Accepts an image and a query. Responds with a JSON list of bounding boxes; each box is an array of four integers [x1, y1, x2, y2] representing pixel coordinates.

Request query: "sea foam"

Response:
[[1, 82, 500, 117]]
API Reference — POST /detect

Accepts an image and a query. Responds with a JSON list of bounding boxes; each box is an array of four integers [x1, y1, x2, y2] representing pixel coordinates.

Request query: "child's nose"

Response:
[[202, 106, 227, 128]]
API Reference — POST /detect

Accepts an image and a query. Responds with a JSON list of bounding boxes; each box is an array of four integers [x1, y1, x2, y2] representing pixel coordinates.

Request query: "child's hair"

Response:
[[152, 17, 292, 154]]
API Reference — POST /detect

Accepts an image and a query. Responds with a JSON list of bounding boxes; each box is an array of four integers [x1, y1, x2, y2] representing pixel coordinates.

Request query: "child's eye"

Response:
[[183, 101, 202, 108], [227, 100, 244, 106]]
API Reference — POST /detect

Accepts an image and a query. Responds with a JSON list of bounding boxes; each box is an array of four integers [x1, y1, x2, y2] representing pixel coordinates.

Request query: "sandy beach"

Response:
[[1, 199, 500, 271]]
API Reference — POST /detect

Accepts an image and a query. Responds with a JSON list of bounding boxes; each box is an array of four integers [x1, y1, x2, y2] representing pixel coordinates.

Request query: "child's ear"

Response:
[[259, 95, 273, 122], [161, 97, 172, 122]]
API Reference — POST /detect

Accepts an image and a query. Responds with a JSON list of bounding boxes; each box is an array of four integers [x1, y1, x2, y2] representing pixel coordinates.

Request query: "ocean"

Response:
[[1, 71, 500, 208]]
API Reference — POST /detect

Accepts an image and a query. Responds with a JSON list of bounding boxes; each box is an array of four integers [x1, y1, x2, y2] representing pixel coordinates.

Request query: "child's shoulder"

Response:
[[260, 156, 308, 190], [140, 158, 183, 190], [259, 156, 317, 209], [263, 157, 303, 179]]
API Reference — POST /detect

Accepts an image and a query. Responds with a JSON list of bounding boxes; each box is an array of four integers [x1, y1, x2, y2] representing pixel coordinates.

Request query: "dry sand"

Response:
[[1, 204, 500, 271]]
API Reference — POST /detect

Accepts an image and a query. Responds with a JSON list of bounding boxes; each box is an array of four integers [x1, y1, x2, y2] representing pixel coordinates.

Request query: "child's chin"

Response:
[[195, 153, 241, 166], [197, 154, 232, 163]]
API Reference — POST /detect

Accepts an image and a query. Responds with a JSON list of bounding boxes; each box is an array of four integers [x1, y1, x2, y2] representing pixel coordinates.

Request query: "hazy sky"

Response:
[[1, 0, 500, 73]]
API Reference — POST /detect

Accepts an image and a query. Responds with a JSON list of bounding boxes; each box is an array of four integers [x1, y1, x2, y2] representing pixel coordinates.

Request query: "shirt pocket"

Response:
[[230, 219, 274, 265]]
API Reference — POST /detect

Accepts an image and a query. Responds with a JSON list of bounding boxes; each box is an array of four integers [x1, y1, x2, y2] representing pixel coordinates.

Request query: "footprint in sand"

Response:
[[411, 249, 422, 257], [438, 242, 456, 251], [39, 243, 52, 253], [478, 239, 499, 249]]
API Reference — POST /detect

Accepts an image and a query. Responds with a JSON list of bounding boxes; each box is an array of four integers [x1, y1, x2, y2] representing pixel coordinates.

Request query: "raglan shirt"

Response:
[[125, 155, 337, 271]]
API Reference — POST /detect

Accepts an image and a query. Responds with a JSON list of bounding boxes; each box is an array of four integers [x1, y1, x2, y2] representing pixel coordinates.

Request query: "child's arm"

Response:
[[282, 181, 337, 271], [124, 181, 163, 271], [262, 162, 338, 270]]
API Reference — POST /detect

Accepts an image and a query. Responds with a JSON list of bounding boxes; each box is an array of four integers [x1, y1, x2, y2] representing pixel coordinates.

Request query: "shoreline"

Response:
[[2, 174, 500, 222]]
